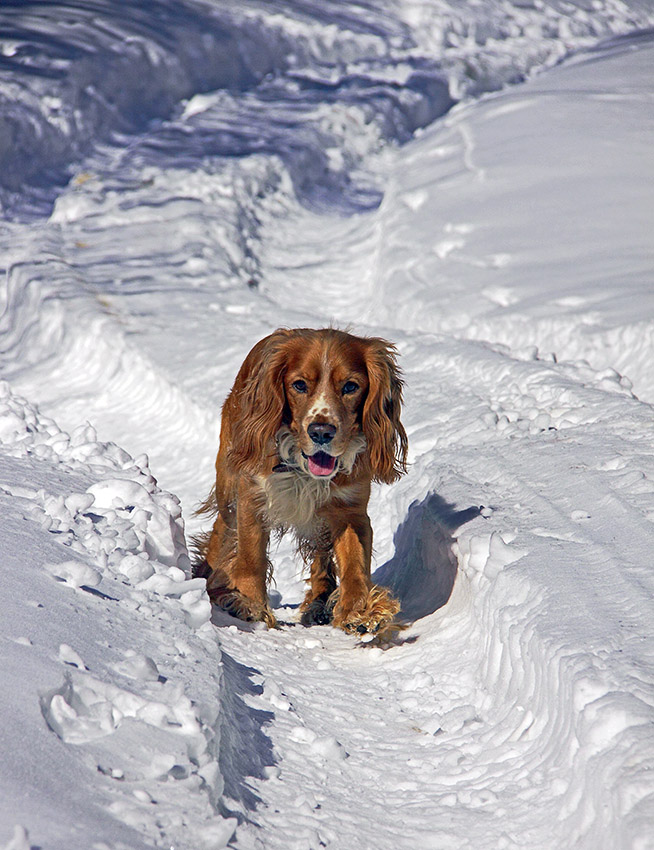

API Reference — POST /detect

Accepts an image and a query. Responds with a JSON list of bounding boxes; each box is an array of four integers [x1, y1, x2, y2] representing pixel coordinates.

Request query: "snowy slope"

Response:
[[1, 2, 654, 849]]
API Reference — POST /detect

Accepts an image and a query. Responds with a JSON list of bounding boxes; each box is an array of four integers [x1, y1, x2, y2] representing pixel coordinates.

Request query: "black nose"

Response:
[[308, 422, 336, 445]]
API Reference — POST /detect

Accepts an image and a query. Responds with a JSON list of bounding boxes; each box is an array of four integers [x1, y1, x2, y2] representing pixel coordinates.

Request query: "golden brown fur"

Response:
[[194, 327, 408, 635]]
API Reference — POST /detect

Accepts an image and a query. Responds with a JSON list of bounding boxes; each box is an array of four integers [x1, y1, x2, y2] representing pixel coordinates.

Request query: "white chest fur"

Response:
[[260, 427, 367, 537], [261, 469, 331, 535]]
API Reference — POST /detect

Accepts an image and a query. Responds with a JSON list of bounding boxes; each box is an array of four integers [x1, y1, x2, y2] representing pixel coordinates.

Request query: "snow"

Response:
[[1, 1, 654, 849]]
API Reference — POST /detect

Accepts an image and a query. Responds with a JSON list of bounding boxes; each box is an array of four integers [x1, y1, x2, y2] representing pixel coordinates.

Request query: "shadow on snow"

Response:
[[212, 491, 480, 824], [216, 650, 275, 824], [374, 493, 481, 622]]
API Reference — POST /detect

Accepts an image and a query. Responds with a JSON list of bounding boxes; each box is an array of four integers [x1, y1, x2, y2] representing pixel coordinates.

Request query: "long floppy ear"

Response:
[[362, 337, 408, 484], [226, 330, 291, 473]]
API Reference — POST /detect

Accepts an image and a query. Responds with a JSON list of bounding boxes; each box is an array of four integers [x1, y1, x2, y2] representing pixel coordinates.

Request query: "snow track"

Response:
[[1, 3, 654, 849], [216, 323, 654, 849]]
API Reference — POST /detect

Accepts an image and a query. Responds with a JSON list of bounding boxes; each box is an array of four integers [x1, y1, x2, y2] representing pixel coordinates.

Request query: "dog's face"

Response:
[[228, 328, 408, 485], [283, 339, 369, 479]]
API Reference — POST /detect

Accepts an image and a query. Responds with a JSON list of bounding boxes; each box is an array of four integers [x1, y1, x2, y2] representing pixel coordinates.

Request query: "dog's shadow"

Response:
[[373, 493, 481, 622]]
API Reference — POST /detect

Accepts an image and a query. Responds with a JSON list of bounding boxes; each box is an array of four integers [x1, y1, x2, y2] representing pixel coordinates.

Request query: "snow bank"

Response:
[[0, 383, 236, 849], [263, 32, 654, 401]]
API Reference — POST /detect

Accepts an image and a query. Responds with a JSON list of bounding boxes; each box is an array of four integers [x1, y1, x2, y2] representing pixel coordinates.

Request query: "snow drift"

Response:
[[1, 1, 654, 848]]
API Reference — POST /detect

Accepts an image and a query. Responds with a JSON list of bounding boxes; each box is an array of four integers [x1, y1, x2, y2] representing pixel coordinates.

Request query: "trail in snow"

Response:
[[216, 325, 654, 849], [1, 2, 654, 849], [262, 34, 654, 401]]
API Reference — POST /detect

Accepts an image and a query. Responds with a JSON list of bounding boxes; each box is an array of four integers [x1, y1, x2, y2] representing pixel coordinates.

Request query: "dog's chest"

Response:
[[259, 470, 331, 536]]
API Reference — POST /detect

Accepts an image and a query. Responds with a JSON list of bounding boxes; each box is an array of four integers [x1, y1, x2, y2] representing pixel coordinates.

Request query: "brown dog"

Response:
[[194, 328, 408, 635]]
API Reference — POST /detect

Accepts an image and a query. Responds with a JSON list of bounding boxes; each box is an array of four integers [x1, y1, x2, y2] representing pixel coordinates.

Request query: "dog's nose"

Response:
[[308, 422, 336, 445]]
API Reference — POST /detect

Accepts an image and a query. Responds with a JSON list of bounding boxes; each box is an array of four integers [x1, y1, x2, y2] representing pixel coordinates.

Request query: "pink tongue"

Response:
[[308, 451, 337, 477]]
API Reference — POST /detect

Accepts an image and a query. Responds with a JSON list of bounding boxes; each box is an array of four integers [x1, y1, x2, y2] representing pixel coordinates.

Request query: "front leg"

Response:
[[206, 479, 276, 627], [331, 518, 400, 636]]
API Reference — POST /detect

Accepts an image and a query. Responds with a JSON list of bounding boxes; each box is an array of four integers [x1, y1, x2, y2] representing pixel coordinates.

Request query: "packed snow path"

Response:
[[215, 329, 654, 850], [1, 3, 654, 849]]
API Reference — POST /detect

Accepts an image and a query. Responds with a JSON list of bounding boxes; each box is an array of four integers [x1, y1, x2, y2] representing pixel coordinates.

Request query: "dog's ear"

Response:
[[362, 338, 408, 484], [226, 331, 291, 472]]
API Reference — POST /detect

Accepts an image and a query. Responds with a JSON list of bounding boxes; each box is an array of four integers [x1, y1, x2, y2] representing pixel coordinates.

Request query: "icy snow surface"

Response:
[[1, 1, 654, 848]]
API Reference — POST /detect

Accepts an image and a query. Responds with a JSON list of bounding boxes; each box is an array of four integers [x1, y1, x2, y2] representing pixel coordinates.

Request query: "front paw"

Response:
[[210, 587, 277, 628], [332, 585, 401, 637]]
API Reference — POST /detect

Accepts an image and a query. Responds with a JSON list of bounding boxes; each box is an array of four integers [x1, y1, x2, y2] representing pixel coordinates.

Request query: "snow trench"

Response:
[[2, 2, 654, 849], [2, 0, 653, 218], [0, 0, 451, 217]]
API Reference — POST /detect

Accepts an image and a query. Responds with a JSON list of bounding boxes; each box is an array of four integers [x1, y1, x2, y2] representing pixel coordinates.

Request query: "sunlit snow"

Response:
[[1, 2, 654, 849]]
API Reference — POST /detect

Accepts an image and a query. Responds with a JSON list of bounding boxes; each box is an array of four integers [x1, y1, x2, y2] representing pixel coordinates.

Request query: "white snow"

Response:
[[1, 2, 654, 849]]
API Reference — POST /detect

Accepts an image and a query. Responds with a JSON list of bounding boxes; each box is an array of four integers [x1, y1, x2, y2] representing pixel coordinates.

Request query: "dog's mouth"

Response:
[[303, 450, 338, 478]]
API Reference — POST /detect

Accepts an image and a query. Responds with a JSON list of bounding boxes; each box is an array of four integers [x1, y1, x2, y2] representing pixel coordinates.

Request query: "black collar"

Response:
[[272, 461, 293, 473]]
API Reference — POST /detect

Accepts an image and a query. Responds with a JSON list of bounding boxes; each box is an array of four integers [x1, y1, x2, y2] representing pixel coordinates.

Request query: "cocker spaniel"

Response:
[[194, 327, 408, 636]]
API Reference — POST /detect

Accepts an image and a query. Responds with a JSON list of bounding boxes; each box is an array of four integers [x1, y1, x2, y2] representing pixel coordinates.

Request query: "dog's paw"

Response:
[[210, 587, 277, 628], [300, 594, 334, 626], [331, 585, 401, 638]]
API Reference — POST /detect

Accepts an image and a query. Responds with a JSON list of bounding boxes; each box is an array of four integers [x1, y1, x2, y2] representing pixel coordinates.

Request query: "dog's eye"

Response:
[[292, 380, 308, 393], [342, 381, 359, 395]]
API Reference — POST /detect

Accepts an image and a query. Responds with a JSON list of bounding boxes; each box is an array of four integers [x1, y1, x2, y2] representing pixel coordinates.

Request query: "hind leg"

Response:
[[300, 550, 337, 626]]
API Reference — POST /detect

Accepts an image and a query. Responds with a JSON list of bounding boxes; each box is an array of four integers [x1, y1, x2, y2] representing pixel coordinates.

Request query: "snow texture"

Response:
[[1, 1, 654, 849]]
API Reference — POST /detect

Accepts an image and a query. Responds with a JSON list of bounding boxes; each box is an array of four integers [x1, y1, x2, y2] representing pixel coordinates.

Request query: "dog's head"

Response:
[[227, 328, 408, 483]]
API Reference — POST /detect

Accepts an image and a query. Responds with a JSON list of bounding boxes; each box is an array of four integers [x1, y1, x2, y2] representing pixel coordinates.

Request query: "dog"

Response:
[[194, 327, 408, 635]]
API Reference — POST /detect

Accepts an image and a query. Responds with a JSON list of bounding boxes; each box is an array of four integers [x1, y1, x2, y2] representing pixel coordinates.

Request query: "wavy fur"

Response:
[[196, 328, 408, 636]]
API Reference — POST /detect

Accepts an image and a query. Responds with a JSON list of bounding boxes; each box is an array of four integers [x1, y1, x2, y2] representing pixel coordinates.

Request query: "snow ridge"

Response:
[[0, 383, 241, 848]]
